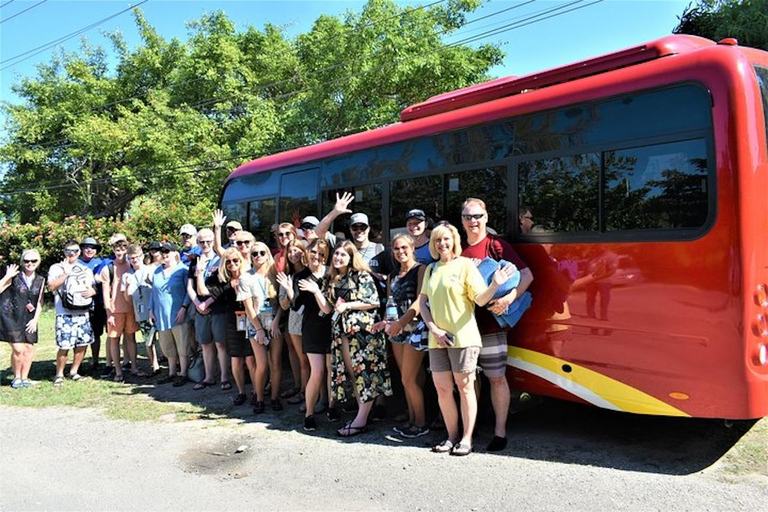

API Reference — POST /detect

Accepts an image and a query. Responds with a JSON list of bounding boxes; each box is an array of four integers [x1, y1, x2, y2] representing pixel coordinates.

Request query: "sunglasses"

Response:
[[301, 224, 317, 230], [393, 245, 410, 252], [251, 250, 267, 257], [226, 227, 240, 233], [236, 240, 252, 246], [277, 232, 292, 238], [461, 213, 485, 221], [225, 259, 241, 265], [23, 259, 39, 264], [350, 224, 368, 231], [181, 233, 193, 238], [64, 249, 80, 254], [160, 249, 171, 254], [199, 240, 213, 245], [82, 246, 97, 251]]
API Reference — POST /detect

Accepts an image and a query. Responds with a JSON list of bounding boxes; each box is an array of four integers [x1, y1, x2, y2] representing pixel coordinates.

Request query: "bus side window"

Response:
[[248, 198, 277, 248], [445, 166, 507, 234], [390, 175, 442, 236], [323, 184, 383, 241]]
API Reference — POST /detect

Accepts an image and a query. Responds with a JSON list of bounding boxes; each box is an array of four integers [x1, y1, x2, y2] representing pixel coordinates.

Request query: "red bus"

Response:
[[221, 35, 768, 420]]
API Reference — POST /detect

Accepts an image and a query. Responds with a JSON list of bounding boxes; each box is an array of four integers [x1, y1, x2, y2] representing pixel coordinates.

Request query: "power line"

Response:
[[0, 0, 149, 68], [0, 1, 17, 9], [0, 0, 46, 24]]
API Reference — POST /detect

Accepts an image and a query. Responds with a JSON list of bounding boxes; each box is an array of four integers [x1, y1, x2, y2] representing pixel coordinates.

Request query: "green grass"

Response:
[[0, 309, 209, 422]]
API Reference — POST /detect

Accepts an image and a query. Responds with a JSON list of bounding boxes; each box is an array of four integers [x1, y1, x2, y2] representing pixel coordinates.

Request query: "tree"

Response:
[[674, 0, 768, 50], [0, 0, 503, 223]]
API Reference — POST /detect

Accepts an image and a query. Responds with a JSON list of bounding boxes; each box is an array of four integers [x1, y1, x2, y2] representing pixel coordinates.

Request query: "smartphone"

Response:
[[444, 333, 455, 346]]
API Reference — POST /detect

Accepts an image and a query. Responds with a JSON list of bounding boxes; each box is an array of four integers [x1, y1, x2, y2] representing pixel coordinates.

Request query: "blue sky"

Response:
[[0, 0, 690, 107]]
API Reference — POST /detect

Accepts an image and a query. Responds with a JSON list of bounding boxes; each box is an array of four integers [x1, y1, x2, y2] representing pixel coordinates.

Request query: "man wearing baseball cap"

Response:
[[179, 224, 198, 265], [314, 192, 384, 265], [78, 236, 108, 376]]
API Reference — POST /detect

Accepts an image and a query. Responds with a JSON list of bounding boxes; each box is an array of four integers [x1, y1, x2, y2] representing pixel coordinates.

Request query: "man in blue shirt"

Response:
[[78, 237, 109, 376]]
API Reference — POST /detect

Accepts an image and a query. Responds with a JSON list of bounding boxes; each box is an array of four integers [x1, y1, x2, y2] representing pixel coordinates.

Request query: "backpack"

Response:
[[59, 264, 93, 311]]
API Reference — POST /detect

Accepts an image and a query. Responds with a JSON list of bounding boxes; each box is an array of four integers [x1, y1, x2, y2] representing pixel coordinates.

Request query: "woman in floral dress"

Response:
[[302, 240, 391, 436]]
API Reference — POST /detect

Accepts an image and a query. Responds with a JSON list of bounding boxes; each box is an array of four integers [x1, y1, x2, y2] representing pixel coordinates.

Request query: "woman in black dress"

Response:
[[0, 249, 45, 388], [294, 239, 333, 431], [198, 248, 253, 406]]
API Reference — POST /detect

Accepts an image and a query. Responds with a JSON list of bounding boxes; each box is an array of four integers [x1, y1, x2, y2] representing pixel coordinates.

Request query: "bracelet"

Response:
[[180, 304, 188, 310]]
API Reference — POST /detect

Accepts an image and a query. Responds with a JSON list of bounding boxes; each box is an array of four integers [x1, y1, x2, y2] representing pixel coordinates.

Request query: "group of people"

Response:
[[1, 193, 533, 456]]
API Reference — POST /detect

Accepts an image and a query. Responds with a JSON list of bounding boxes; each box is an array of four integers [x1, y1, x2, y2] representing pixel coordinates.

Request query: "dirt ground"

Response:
[[1, 389, 766, 511]]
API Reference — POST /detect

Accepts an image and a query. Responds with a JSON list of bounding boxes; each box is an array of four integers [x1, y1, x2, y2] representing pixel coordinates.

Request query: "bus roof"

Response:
[[227, 35, 725, 183]]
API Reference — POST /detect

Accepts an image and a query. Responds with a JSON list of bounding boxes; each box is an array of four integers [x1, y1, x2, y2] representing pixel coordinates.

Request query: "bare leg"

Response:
[[488, 375, 510, 438], [216, 342, 229, 384], [325, 354, 335, 408], [268, 333, 284, 401], [55, 349, 69, 378], [390, 343, 410, 423], [10, 343, 23, 380], [21, 344, 35, 380], [401, 346, 427, 427], [433, 370, 459, 443], [251, 340, 269, 401], [290, 334, 309, 393], [231, 357, 246, 394], [71, 346, 88, 376], [285, 332, 302, 392], [108, 337, 122, 379], [202, 343, 217, 383], [305, 354, 326, 417], [454, 371, 477, 447], [340, 336, 373, 428], [124, 332, 138, 371]]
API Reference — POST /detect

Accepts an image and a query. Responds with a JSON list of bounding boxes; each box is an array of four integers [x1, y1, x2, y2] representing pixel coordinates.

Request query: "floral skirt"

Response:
[[331, 323, 392, 404]]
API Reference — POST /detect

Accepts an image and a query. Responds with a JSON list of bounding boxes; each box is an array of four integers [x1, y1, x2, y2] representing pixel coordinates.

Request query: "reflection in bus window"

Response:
[[248, 198, 276, 246], [222, 201, 247, 241], [390, 175, 442, 226], [323, 183, 383, 239], [445, 166, 507, 233], [519, 154, 600, 234], [604, 139, 709, 231], [280, 169, 318, 225]]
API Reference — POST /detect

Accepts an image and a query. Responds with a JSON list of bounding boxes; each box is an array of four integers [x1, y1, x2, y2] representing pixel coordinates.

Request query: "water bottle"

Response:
[[385, 296, 398, 322]]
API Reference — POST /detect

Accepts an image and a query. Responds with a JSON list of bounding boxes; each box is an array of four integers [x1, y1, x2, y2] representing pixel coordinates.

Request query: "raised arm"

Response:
[[212, 209, 226, 258], [315, 191, 354, 240]]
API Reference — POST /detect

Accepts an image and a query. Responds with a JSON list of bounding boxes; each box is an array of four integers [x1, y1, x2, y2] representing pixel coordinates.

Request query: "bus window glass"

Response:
[[390, 175, 443, 232], [248, 198, 276, 246], [222, 201, 247, 241], [604, 139, 709, 231], [519, 154, 600, 234], [445, 167, 507, 234], [756, 67, 768, 155], [323, 183, 383, 241], [221, 171, 280, 203], [280, 169, 318, 223]]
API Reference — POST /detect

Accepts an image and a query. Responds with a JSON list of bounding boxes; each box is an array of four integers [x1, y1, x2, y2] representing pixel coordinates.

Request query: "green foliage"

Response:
[[1, 0, 502, 224], [674, 0, 768, 50], [0, 197, 212, 273]]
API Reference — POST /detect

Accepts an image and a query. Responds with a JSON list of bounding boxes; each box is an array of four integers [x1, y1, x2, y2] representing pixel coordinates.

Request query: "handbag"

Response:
[[186, 349, 205, 383]]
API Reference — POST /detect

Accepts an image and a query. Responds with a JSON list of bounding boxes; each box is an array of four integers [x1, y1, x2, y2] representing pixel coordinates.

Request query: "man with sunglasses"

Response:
[[314, 192, 384, 264], [179, 224, 199, 265], [78, 236, 108, 376], [212, 209, 243, 257], [48, 240, 98, 386], [460, 197, 533, 452]]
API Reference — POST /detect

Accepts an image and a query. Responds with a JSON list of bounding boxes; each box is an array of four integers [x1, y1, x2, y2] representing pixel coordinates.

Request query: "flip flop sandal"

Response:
[[68, 373, 86, 381], [450, 443, 473, 456], [431, 439, 455, 453], [113, 374, 125, 383], [53, 376, 64, 387], [221, 381, 233, 391], [193, 381, 216, 390], [336, 421, 369, 438], [130, 370, 148, 378]]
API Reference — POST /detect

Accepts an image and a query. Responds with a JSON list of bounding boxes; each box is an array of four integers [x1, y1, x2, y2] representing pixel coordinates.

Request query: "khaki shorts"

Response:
[[158, 323, 193, 360], [429, 346, 480, 374], [108, 312, 140, 338]]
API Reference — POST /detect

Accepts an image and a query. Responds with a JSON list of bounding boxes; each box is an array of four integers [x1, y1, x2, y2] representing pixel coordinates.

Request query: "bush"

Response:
[[0, 197, 214, 273]]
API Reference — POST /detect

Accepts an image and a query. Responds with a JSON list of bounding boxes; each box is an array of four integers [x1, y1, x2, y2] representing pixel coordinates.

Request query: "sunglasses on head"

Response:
[[251, 250, 267, 257]]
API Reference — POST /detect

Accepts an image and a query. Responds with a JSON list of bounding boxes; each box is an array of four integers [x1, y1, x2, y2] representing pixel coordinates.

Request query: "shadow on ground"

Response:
[[3, 357, 760, 476]]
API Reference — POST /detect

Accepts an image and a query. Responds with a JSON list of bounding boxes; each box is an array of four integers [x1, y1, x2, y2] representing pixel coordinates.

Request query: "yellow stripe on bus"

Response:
[[507, 347, 690, 417]]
